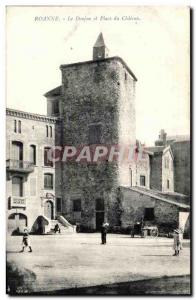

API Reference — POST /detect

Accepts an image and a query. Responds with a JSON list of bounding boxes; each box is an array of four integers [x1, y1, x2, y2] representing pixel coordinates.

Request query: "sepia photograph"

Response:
[[6, 5, 191, 295]]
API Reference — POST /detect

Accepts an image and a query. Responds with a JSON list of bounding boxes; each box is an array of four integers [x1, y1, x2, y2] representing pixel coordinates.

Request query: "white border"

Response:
[[1, 1, 194, 300]]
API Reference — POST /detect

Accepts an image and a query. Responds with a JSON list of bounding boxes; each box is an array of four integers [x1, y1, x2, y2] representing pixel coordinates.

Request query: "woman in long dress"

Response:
[[173, 229, 182, 256]]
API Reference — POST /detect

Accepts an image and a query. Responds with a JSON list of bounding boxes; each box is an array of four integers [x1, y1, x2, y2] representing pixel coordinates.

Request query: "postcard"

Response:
[[6, 6, 191, 295]]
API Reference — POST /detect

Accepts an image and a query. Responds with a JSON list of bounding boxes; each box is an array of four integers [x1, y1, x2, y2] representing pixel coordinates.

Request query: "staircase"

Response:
[[46, 216, 75, 235]]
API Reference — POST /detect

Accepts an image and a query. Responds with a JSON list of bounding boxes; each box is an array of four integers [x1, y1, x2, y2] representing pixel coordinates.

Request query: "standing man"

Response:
[[173, 229, 182, 256], [20, 228, 32, 253], [101, 222, 109, 244]]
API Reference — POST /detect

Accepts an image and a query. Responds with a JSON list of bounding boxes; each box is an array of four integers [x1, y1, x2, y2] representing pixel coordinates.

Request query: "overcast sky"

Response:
[[6, 6, 190, 145]]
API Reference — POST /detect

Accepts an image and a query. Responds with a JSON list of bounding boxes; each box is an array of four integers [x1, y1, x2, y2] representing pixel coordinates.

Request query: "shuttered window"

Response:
[[44, 147, 53, 167], [44, 173, 53, 189], [73, 199, 81, 212]]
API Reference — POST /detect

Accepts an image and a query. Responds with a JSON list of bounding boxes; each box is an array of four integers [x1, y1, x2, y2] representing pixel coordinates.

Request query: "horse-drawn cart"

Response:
[[131, 222, 158, 238], [142, 225, 158, 238]]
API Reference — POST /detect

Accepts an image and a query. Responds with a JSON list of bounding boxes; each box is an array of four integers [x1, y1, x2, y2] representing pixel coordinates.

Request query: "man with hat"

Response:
[[173, 229, 182, 256], [101, 222, 109, 245]]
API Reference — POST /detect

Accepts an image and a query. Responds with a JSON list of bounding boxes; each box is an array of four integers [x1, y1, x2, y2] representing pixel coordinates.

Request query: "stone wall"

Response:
[[60, 58, 136, 229], [119, 187, 182, 232]]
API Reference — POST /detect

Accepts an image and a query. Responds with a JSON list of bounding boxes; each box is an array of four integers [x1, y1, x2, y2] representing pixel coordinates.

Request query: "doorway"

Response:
[[95, 198, 104, 231], [8, 213, 27, 234], [44, 200, 53, 219], [96, 212, 105, 231]]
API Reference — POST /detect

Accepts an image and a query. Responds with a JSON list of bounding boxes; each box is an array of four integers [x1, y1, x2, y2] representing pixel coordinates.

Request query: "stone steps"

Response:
[[46, 219, 75, 234]]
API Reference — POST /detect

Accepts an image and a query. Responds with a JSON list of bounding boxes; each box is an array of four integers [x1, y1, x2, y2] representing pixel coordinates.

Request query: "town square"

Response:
[[7, 232, 190, 295]]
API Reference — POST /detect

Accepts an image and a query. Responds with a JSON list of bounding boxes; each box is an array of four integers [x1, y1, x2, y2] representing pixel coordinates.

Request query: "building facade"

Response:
[[6, 108, 61, 234], [146, 146, 174, 192], [154, 129, 190, 196]]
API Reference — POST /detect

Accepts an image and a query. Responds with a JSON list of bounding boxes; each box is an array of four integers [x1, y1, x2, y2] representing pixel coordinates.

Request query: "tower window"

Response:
[[89, 124, 101, 144], [46, 125, 49, 137], [73, 199, 81, 212]]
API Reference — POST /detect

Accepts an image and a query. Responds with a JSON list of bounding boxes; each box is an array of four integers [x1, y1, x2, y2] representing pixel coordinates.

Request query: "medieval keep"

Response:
[[6, 33, 190, 235]]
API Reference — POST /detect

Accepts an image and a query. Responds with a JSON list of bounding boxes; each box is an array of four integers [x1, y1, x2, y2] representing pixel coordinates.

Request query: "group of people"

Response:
[[19, 223, 183, 256]]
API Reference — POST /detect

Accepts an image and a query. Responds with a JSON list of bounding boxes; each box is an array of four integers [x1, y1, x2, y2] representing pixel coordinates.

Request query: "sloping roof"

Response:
[[120, 186, 190, 209], [144, 146, 165, 154], [44, 86, 62, 97], [167, 134, 190, 142], [94, 32, 106, 47]]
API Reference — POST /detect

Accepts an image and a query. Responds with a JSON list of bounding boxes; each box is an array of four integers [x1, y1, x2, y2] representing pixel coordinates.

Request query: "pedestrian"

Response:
[[54, 223, 61, 234], [179, 227, 184, 250], [20, 229, 32, 252], [101, 222, 109, 245], [173, 229, 182, 256]]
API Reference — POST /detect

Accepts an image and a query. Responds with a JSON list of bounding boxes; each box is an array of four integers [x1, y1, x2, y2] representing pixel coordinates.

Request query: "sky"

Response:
[[6, 6, 190, 146]]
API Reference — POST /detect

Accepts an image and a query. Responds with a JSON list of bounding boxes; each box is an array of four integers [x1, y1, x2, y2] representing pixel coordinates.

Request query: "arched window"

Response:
[[12, 176, 23, 197], [14, 120, 17, 133], [18, 120, 21, 133], [29, 145, 36, 165], [44, 147, 53, 167], [12, 141, 23, 161], [49, 126, 52, 138]]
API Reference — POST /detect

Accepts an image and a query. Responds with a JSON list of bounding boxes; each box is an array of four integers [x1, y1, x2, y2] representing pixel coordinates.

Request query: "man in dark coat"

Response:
[[20, 229, 32, 252], [101, 223, 109, 244]]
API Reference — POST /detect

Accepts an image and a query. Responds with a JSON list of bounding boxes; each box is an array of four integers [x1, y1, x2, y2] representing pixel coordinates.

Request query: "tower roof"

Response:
[[94, 32, 106, 48]]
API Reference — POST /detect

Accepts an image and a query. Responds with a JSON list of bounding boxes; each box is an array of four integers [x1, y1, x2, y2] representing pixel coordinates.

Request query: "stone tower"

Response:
[[45, 33, 137, 230], [93, 32, 109, 60]]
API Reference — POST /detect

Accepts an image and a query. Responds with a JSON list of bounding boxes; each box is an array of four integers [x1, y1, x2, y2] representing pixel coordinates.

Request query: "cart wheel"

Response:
[[151, 229, 158, 237]]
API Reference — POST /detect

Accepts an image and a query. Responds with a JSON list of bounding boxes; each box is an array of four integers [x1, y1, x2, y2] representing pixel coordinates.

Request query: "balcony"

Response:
[[10, 196, 26, 208], [6, 159, 34, 174]]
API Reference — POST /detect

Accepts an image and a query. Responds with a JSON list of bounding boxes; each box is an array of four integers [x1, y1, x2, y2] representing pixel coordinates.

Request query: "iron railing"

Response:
[[6, 159, 34, 172]]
